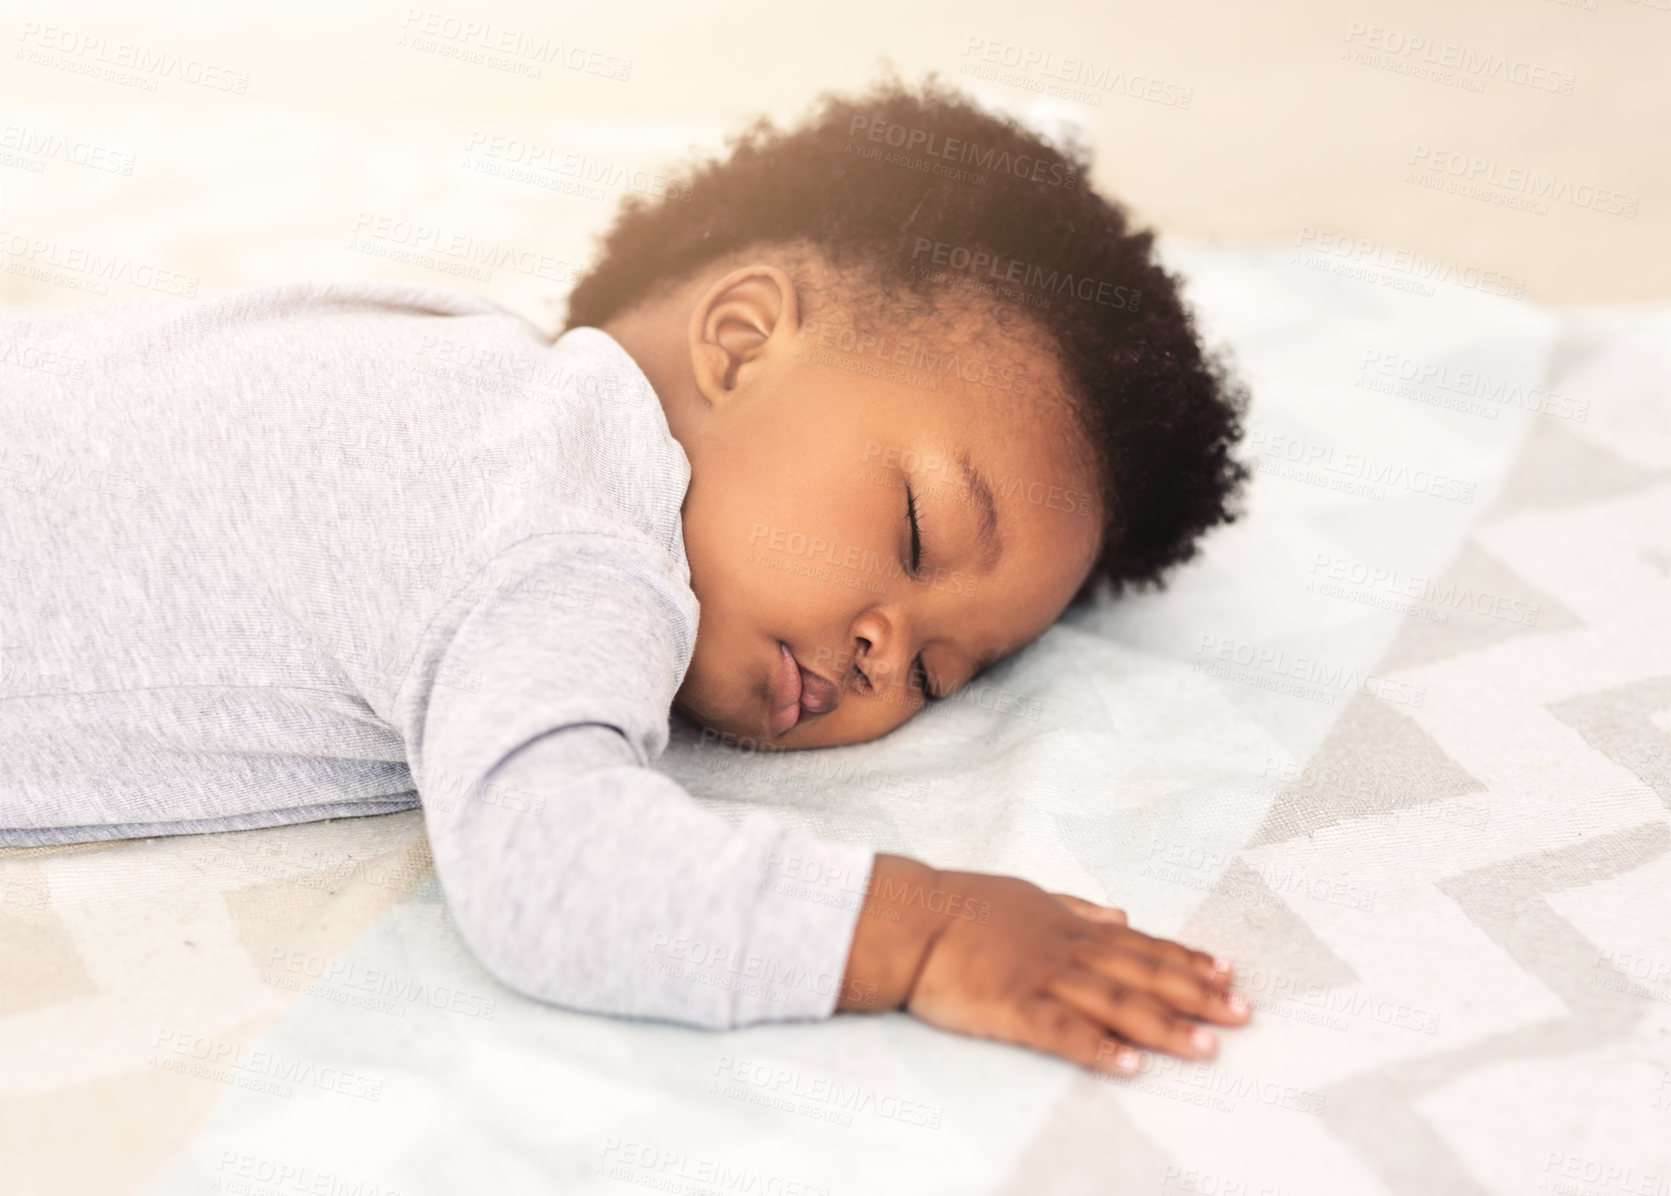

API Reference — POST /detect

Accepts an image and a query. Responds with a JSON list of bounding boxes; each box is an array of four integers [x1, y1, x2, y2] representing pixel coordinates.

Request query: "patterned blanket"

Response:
[[3, 244, 1667, 1196]]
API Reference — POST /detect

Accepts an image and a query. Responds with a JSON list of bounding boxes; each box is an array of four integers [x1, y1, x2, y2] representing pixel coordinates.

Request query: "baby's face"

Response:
[[604, 263, 1103, 750]]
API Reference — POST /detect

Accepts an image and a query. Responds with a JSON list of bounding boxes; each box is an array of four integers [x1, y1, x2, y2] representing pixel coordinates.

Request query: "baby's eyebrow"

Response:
[[955, 449, 1004, 571]]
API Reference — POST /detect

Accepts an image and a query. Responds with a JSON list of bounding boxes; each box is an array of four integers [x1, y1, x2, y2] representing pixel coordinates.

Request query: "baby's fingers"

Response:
[[1013, 995, 1143, 1077], [1049, 968, 1221, 1061], [1051, 893, 1127, 926], [1083, 949, 1250, 1027], [1109, 925, 1233, 985]]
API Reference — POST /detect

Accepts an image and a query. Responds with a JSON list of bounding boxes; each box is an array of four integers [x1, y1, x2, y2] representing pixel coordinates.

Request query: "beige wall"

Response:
[[3, 0, 1667, 319]]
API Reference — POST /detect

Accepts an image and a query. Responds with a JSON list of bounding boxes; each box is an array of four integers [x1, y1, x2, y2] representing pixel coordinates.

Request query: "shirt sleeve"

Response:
[[396, 529, 878, 1030]]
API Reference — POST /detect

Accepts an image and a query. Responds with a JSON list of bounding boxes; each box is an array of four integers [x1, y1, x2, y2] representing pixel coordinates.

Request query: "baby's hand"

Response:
[[838, 855, 1250, 1075]]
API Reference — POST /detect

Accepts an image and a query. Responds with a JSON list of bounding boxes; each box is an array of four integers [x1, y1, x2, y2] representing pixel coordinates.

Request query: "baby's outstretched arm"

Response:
[[839, 855, 1251, 1074], [405, 531, 873, 1029], [399, 530, 1248, 1071]]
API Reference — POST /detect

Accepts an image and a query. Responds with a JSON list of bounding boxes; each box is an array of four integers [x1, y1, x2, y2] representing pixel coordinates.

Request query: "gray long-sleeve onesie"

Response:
[[0, 279, 875, 1029]]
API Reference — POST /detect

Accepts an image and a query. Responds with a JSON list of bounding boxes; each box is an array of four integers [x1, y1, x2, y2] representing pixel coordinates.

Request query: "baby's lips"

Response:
[[798, 666, 840, 714]]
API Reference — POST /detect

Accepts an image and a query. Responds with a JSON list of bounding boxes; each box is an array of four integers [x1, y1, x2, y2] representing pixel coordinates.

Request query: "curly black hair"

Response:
[[563, 70, 1249, 606]]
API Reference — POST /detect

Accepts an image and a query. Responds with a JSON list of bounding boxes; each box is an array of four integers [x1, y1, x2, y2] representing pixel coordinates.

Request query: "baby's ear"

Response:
[[687, 266, 798, 403]]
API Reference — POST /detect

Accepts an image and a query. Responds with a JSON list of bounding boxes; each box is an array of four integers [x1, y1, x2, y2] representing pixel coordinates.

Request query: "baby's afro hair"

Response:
[[564, 70, 1249, 606]]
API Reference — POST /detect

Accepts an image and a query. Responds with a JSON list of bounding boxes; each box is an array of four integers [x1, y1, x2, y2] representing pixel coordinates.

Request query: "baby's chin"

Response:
[[670, 692, 786, 750]]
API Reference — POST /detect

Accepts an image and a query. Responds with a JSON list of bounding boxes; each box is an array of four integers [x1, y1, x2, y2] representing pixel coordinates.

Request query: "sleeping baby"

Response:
[[0, 74, 1252, 1076]]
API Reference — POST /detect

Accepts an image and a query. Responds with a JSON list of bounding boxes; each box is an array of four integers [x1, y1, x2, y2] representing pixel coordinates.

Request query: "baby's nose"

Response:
[[798, 667, 841, 714]]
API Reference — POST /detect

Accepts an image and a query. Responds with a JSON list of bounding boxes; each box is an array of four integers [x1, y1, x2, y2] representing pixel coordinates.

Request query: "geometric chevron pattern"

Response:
[[2, 260, 1666, 1196], [1007, 303, 1671, 1195]]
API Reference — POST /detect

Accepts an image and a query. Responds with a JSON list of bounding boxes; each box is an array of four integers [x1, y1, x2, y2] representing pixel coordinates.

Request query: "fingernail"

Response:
[[1211, 955, 1233, 975], [1227, 993, 1249, 1016], [1116, 1047, 1140, 1071], [1191, 1028, 1216, 1054]]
